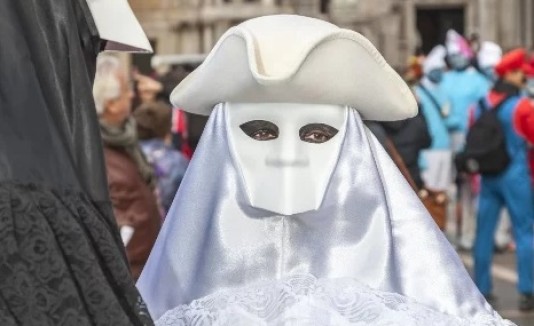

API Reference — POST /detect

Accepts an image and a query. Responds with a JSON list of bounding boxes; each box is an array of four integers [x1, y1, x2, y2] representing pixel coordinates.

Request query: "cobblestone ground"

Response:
[[460, 251, 534, 325]]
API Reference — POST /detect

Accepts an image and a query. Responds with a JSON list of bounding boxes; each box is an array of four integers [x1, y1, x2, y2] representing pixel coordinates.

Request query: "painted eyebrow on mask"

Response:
[[239, 120, 279, 141], [299, 123, 339, 144]]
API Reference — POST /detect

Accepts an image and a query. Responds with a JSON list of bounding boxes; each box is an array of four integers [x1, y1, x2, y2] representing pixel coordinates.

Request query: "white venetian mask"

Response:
[[227, 103, 347, 215]]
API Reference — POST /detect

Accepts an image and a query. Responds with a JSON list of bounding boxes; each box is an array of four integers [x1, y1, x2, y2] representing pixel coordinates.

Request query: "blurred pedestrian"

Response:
[[382, 107, 432, 190], [524, 60, 534, 188], [478, 42, 503, 82], [478, 42, 513, 252], [134, 101, 189, 216], [415, 45, 452, 229], [94, 55, 161, 281], [442, 29, 491, 250], [472, 48, 534, 311]]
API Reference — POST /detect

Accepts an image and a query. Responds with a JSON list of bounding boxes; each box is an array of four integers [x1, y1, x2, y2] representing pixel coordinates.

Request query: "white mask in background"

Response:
[[227, 103, 347, 215]]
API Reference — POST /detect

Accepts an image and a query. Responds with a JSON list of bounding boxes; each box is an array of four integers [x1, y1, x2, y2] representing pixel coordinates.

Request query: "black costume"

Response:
[[0, 0, 153, 324]]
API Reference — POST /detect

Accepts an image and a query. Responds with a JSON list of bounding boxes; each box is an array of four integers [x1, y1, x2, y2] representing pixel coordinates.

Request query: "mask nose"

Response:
[[265, 137, 310, 167]]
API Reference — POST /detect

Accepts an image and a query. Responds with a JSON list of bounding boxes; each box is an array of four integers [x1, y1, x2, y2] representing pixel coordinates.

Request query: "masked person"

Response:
[[137, 15, 512, 325], [478, 42, 503, 82], [441, 30, 491, 250], [472, 49, 534, 311], [0, 0, 154, 325], [525, 61, 534, 188], [414, 45, 452, 230]]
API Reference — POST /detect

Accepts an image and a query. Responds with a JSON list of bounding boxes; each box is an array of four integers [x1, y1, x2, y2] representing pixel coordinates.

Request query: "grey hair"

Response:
[[93, 54, 122, 115]]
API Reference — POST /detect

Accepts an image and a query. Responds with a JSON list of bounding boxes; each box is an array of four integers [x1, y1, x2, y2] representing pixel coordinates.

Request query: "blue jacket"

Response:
[[441, 69, 491, 133], [415, 81, 451, 150], [140, 139, 189, 214]]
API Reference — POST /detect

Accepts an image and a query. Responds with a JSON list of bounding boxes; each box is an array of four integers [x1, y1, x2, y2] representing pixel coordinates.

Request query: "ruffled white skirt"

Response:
[[155, 275, 514, 326]]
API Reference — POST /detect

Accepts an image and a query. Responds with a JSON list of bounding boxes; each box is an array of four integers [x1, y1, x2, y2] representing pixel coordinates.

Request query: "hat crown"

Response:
[[237, 15, 338, 78]]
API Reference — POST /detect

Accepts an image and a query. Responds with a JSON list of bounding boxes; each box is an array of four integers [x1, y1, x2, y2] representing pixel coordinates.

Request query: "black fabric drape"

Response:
[[0, 0, 153, 324]]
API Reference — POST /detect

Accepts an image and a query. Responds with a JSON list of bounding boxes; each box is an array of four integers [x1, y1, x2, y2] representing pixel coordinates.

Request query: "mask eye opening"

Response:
[[239, 120, 279, 141], [299, 123, 339, 144]]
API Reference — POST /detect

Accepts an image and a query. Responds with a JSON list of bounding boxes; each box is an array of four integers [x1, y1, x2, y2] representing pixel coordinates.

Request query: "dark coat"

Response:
[[103, 147, 161, 280], [0, 0, 154, 324], [382, 108, 432, 189]]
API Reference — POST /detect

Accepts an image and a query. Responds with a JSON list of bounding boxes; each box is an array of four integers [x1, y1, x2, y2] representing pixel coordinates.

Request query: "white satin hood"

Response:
[[137, 104, 505, 324]]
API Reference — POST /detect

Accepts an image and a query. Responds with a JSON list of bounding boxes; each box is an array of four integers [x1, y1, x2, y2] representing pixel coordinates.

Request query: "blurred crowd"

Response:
[[380, 29, 534, 310], [91, 28, 534, 311], [92, 55, 190, 280]]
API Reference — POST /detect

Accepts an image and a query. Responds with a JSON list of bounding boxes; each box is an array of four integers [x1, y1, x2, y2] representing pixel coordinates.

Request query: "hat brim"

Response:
[[171, 18, 417, 121], [87, 0, 152, 53]]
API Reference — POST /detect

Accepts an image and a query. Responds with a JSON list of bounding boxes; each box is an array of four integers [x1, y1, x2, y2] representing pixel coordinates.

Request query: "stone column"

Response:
[[202, 24, 215, 53], [524, 0, 533, 49], [498, 0, 521, 49], [403, 0, 416, 59], [477, 0, 498, 42], [381, 13, 402, 69]]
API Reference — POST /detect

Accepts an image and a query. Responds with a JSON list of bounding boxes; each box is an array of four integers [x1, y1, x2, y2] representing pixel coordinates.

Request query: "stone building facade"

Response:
[[129, 0, 534, 70]]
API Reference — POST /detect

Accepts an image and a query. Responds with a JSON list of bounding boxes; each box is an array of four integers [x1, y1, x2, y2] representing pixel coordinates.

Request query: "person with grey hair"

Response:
[[94, 54, 161, 281]]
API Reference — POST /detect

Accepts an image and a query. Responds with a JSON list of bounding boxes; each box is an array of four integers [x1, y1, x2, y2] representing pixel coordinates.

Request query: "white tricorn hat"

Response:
[[170, 15, 417, 121]]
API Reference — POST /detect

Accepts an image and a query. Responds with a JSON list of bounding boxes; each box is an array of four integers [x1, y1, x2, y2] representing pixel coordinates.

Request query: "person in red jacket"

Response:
[[522, 60, 534, 185], [472, 48, 534, 311]]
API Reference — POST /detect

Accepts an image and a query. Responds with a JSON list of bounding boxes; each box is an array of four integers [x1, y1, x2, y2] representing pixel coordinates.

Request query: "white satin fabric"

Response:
[[137, 104, 506, 324]]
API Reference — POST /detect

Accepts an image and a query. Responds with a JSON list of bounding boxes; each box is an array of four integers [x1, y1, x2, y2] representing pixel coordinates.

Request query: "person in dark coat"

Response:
[[0, 0, 154, 325], [382, 107, 432, 190]]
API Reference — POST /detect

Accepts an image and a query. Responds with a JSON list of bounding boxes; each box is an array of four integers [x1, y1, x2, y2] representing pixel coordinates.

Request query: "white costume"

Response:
[[137, 15, 512, 325]]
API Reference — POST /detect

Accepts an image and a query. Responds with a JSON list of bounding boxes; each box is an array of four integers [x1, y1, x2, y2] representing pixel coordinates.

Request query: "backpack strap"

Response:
[[419, 84, 446, 118], [478, 95, 514, 113]]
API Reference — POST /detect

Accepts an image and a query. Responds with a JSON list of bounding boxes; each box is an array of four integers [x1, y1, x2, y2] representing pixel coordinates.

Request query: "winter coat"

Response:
[[103, 146, 161, 280], [441, 68, 490, 133], [415, 80, 451, 150], [382, 109, 432, 189]]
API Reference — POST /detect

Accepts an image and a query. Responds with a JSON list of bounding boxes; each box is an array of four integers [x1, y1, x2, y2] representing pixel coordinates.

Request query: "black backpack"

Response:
[[454, 96, 513, 175]]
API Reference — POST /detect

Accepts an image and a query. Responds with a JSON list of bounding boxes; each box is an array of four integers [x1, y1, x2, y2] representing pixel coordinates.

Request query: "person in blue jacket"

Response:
[[442, 30, 491, 140], [473, 48, 534, 311], [416, 45, 452, 194], [441, 30, 491, 250]]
